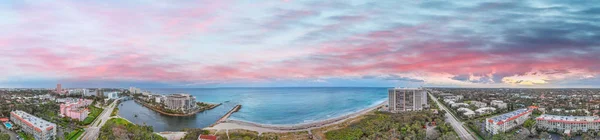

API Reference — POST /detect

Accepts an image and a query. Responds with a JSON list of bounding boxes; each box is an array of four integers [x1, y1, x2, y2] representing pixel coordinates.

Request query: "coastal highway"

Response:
[[79, 98, 121, 140], [428, 91, 476, 140]]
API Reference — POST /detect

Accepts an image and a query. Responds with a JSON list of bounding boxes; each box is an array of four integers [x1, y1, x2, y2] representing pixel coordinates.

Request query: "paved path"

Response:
[[429, 91, 476, 140], [79, 98, 121, 140], [156, 132, 186, 140]]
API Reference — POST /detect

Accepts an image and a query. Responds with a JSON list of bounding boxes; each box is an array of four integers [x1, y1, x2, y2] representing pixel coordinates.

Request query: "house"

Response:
[[198, 135, 218, 140]]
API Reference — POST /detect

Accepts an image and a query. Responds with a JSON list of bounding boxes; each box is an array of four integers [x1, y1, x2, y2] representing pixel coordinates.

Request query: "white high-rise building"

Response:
[[388, 88, 428, 113], [129, 87, 141, 94], [164, 94, 197, 112]]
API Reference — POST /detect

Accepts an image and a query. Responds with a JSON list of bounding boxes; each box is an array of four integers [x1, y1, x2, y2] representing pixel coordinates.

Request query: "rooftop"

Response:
[[488, 108, 532, 124], [391, 87, 423, 90], [536, 114, 600, 123], [167, 93, 193, 98], [11, 110, 56, 132]]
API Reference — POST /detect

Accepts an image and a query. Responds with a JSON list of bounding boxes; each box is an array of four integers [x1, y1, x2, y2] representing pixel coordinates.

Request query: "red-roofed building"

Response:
[[10, 110, 56, 140], [485, 107, 535, 135], [198, 135, 218, 140], [0, 117, 8, 122], [536, 114, 600, 133]]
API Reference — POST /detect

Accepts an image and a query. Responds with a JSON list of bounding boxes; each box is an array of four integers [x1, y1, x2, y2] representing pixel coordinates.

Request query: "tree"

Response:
[[439, 133, 458, 140], [523, 119, 536, 134], [0, 134, 10, 140], [539, 132, 550, 140]]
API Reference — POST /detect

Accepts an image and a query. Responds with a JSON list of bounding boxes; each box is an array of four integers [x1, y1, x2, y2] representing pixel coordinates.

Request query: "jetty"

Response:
[[211, 105, 241, 127]]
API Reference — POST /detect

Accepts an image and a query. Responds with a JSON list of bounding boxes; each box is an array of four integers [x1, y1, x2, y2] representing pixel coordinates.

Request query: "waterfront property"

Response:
[[536, 114, 600, 135], [108, 92, 120, 99], [129, 87, 141, 94], [388, 88, 428, 113], [10, 110, 57, 140], [485, 107, 535, 135], [164, 94, 197, 113], [60, 99, 93, 121]]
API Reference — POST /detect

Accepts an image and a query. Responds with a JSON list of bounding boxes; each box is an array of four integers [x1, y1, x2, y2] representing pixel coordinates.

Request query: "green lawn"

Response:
[[82, 106, 104, 125], [111, 118, 130, 125], [17, 132, 34, 140], [66, 129, 85, 140]]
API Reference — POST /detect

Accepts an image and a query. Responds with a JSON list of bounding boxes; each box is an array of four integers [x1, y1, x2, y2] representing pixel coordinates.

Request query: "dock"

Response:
[[211, 105, 241, 127]]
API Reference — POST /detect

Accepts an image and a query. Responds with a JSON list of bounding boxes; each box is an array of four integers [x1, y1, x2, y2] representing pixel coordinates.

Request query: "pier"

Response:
[[211, 105, 241, 127]]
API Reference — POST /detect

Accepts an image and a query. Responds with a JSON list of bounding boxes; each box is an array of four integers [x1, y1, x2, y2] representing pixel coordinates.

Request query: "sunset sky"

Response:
[[1, 1, 599, 88]]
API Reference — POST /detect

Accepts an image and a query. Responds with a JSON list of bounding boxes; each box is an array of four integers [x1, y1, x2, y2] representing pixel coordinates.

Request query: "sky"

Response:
[[0, 0, 599, 88]]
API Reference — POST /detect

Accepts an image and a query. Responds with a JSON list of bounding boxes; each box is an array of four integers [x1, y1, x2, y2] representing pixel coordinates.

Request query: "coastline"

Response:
[[205, 100, 387, 133]]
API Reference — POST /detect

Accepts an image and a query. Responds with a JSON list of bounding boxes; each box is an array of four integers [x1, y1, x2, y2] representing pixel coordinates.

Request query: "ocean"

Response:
[[118, 87, 388, 132]]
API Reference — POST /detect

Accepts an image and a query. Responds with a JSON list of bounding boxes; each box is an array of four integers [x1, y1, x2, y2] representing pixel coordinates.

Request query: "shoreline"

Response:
[[205, 101, 387, 133]]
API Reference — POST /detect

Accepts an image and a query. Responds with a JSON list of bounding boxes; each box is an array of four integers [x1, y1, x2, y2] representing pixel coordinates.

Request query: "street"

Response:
[[429, 91, 476, 140], [79, 98, 121, 140]]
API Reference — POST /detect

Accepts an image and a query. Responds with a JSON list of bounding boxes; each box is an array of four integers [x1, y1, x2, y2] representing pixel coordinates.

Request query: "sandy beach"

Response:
[[205, 101, 387, 133]]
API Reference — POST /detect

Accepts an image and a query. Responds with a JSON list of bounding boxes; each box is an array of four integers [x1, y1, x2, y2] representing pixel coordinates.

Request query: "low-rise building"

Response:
[[458, 108, 476, 118], [490, 100, 507, 109], [451, 103, 469, 108], [485, 107, 535, 135], [536, 114, 600, 135], [476, 107, 496, 115], [470, 101, 487, 108], [444, 95, 464, 101], [10, 110, 57, 140]]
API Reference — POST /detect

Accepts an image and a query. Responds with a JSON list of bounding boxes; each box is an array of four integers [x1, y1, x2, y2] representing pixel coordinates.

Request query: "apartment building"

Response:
[[490, 100, 508, 109], [164, 94, 197, 112], [60, 99, 92, 121], [536, 114, 600, 135], [470, 101, 488, 108], [388, 88, 428, 113], [10, 110, 57, 140], [485, 107, 535, 135]]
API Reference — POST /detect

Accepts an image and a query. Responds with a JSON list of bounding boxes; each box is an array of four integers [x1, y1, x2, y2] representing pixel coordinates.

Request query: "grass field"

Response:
[[82, 106, 104, 125], [110, 118, 130, 125], [66, 129, 85, 140]]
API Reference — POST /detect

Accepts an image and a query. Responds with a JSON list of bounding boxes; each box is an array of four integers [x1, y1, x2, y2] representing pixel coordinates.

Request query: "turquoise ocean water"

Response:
[[118, 87, 388, 132]]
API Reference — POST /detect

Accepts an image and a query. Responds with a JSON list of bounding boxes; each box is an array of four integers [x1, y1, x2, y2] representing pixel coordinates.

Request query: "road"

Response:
[[428, 91, 476, 140], [79, 98, 121, 140]]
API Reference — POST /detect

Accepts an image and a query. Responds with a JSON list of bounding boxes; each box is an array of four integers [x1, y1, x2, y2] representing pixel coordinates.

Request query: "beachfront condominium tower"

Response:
[[388, 88, 428, 113]]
